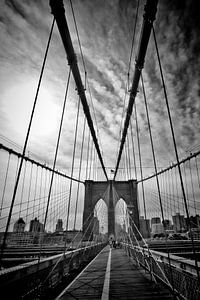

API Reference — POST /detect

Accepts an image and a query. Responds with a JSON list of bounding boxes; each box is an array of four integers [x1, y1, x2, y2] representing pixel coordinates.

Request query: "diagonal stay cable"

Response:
[[0, 18, 55, 265], [128, 212, 173, 289], [39, 194, 107, 292], [153, 25, 200, 282]]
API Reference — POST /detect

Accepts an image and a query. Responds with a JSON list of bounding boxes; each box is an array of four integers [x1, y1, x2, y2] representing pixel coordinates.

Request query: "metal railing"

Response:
[[0, 242, 105, 299], [124, 243, 200, 300]]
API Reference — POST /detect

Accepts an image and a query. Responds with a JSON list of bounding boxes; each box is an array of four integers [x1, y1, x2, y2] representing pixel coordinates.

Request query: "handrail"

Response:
[[124, 243, 200, 300], [0, 242, 106, 298]]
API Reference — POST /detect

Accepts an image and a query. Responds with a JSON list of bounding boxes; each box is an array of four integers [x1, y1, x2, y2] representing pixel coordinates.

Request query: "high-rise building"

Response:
[[151, 223, 164, 235], [139, 216, 150, 238], [187, 215, 200, 229], [29, 217, 44, 233], [13, 218, 25, 232], [172, 213, 186, 232], [55, 219, 63, 232], [162, 219, 172, 230], [151, 217, 161, 227]]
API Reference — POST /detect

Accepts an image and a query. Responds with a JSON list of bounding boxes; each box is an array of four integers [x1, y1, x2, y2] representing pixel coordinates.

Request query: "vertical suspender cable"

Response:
[[0, 18, 55, 263], [25, 162, 33, 226], [0, 153, 11, 217], [127, 133, 132, 178], [43, 69, 71, 233], [130, 120, 137, 179], [141, 75, 176, 294], [114, 0, 158, 178], [134, 103, 147, 222], [19, 160, 27, 218], [94, 151, 97, 180], [32, 166, 39, 220], [125, 142, 130, 179], [171, 167, 176, 217], [38, 167, 44, 224], [85, 132, 90, 180], [174, 167, 180, 213], [36, 69, 72, 272], [141, 74, 164, 218], [14, 156, 20, 184], [188, 159, 197, 216], [168, 169, 173, 220], [195, 157, 200, 192], [49, 0, 108, 180], [153, 26, 200, 281], [124, 147, 129, 180], [115, 0, 140, 166], [73, 117, 86, 230], [89, 142, 94, 180], [183, 163, 190, 214], [70, 0, 105, 172], [65, 97, 81, 244]]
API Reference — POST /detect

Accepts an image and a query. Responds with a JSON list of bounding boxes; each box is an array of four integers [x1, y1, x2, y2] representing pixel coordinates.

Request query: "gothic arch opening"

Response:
[[83, 180, 139, 241], [94, 199, 108, 241], [115, 198, 128, 240]]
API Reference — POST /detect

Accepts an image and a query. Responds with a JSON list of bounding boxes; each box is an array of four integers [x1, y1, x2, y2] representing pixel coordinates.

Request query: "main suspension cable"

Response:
[[50, 0, 108, 180]]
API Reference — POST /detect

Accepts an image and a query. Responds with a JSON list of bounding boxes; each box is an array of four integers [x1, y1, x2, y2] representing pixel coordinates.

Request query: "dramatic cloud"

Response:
[[0, 0, 200, 180]]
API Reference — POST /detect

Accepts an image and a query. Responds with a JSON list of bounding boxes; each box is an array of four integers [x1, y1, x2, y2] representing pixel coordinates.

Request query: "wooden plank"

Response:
[[56, 246, 109, 299], [109, 248, 174, 300], [56, 246, 174, 300]]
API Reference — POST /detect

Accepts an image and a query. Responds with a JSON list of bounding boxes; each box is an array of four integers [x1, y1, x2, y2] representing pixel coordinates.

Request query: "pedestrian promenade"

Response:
[[56, 245, 174, 300]]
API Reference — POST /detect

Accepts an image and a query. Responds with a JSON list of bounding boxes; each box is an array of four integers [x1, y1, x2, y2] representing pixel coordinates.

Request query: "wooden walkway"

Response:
[[56, 246, 174, 300]]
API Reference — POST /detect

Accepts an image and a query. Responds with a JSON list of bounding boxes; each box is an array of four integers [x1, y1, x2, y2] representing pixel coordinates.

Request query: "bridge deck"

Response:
[[56, 246, 174, 300]]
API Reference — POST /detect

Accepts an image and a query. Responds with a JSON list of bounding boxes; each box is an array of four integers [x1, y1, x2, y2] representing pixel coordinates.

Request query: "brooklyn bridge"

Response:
[[0, 0, 200, 299]]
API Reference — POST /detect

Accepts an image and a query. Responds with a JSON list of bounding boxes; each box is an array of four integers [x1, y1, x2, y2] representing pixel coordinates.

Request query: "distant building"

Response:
[[162, 219, 172, 230], [0, 232, 35, 246], [29, 217, 44, 233], [188, 228, 200, 240], [186, 215, 200, 229], [13, 218, 25, 232], [172, 213, 186, 232], [151, 223, 164, 235], [151, 217, 161, 227], [139, 216, 150, 238], [64, 230, 83, 244], [55, 219, 63, 232]]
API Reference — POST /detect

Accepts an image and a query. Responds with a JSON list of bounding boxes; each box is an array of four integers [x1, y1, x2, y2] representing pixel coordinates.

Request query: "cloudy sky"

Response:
[[0, 0, 200, 180]]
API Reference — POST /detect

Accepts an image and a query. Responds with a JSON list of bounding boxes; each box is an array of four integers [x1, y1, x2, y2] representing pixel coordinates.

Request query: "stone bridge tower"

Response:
[[82, 180, 139, 240]]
